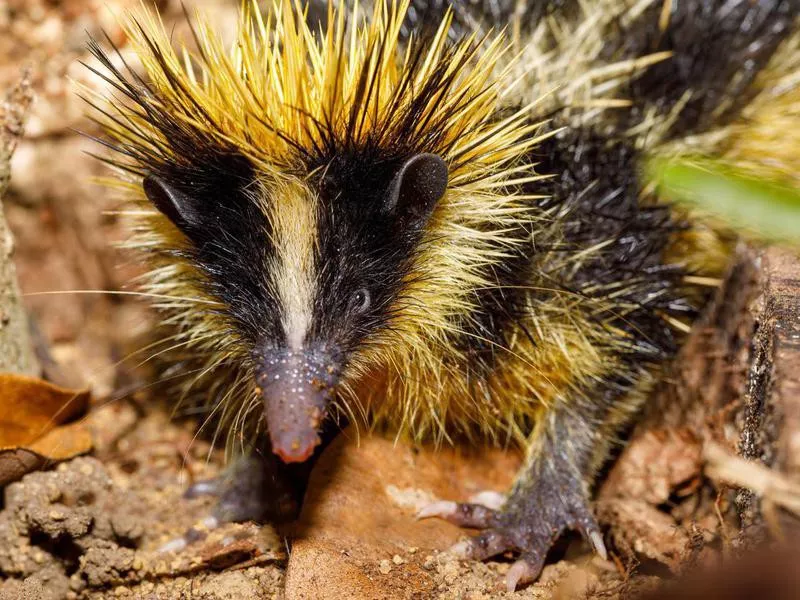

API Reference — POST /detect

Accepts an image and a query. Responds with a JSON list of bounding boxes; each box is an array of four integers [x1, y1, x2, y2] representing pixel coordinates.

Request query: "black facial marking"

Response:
[[305, 151, 438, 353], [85, 30, 294, 350], [144, 149, 285, 348]]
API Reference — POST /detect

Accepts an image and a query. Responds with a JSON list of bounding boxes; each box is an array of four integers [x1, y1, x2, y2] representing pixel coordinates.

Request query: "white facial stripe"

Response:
[[269, 182, 317, 350]]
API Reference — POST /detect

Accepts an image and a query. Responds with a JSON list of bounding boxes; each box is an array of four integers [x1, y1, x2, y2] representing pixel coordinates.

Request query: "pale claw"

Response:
[[448, 539, 472, 558], [157, 537, 187, 554], [418, 500, 499, 529], [468, 490, 505, 510], [416, 500, 458, 520], [506, 558, 540, 592], [588, 529, 608, 561], [157, 515, 219, 554]]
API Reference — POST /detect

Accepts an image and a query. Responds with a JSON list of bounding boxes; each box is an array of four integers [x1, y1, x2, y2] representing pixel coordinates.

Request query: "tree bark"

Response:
[[0, 72, 38, 375], [737, 247, 800, 538]]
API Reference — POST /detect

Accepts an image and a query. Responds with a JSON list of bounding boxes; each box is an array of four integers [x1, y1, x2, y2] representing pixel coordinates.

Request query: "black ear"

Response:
[[383, 153, 448, 226], [143, 174, 202, 230]]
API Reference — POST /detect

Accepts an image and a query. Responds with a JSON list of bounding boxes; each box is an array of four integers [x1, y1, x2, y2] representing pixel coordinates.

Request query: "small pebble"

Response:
[[379, 559, 392, 574], [392, 554, 404, 565]]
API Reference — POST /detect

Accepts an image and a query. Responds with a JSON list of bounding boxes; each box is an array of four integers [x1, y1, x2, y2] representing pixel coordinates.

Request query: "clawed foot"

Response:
[[418, 478, 607, 591], [159, 453, 302, 553], [186, 454, 300, 523]]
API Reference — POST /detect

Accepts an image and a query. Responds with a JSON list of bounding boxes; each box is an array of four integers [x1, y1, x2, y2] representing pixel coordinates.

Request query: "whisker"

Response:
[[24, 289, 222, 306], [131, 333, 218, 370], [36, 331, 192, 436]]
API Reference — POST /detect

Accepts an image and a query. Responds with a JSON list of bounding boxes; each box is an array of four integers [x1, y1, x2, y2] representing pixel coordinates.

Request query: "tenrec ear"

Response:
[[143, 174, 202, 230], [383, 153, 448, 227]]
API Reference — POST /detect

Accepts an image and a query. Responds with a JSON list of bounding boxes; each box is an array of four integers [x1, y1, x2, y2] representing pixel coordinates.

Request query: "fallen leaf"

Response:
[[0, 372, 92, 485]]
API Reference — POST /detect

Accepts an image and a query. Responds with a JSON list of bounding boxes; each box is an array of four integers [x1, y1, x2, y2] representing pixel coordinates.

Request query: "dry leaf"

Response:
[[0, 372, 92, 485]]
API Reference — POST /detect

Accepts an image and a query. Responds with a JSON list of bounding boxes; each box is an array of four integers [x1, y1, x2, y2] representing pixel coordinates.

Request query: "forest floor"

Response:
[[1, 1, 798, 599]]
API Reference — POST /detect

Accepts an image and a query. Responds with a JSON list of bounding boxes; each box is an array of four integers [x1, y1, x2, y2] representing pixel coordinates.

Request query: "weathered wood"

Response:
[[737, 248, 800, 538], [0, 72, 38, 375]]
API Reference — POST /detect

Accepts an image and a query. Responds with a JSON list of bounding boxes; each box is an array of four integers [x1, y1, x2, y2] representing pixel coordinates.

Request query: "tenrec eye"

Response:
[[351, 288, 371, 314]]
